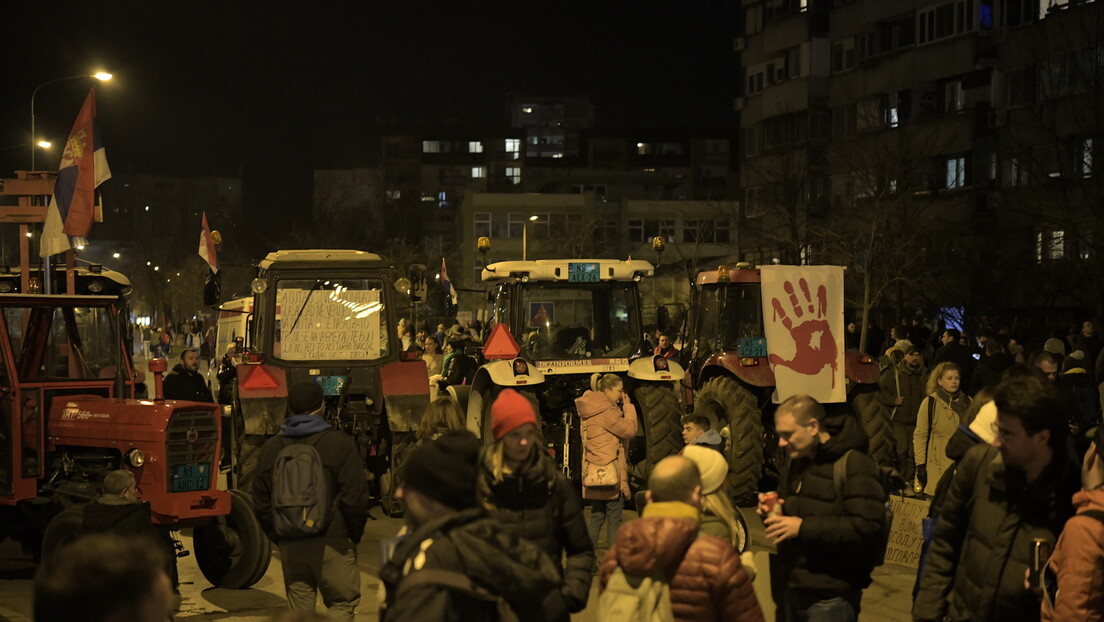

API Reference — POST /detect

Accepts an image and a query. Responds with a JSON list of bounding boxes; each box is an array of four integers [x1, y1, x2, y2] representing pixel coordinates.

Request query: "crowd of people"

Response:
[[28, 314, 1104, 622]]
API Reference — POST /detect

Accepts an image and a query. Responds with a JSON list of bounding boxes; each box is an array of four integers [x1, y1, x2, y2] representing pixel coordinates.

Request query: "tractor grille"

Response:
[[165, 409, 218, 492]]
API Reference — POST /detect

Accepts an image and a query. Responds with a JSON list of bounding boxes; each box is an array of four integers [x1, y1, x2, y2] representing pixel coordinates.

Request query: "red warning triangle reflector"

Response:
[[240, 365, 280, 390], [482, 324, 521, 360]]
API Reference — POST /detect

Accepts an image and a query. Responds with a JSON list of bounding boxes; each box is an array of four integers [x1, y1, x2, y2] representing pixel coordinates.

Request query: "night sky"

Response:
[[4, 4, 741, 219]]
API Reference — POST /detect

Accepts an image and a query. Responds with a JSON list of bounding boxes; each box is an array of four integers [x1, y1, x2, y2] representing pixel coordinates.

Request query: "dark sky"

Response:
[[4, 3, 741, 218]]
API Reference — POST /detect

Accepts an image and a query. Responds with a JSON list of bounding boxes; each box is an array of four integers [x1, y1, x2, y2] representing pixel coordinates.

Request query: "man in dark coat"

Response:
[[934, 328, 977, 394], [913, 377, 1081, 622], [878, 344, 927, 485], [162, 349, 213, 402], [380, 430, 564, 622], [759, 395, 886, 621], [970, 336, 1015, 396], [252, 381, 371, 622]]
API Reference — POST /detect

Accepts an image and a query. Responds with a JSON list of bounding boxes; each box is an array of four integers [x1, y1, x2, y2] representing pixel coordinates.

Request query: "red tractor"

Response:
[[674, 264, 892, 504], [0, 276, 271, 589]]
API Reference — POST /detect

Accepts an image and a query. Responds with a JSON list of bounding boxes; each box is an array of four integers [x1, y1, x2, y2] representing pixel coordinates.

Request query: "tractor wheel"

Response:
[[193, 489, 271, 589], [695, 376, 764, 507], [633, 383, 683, 482], [850, 389, 895, 469], [41, 510, 84, 561]]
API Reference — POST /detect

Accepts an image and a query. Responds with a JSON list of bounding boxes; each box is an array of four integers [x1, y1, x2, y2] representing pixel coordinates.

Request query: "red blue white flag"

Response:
[[199, 211, 219, 273], [441, 257, 457, 306], [40, 88, 111, 257]]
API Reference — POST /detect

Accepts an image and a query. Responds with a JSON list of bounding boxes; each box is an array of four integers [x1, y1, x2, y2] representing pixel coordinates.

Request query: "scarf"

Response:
[[935, 386, 970, 421]]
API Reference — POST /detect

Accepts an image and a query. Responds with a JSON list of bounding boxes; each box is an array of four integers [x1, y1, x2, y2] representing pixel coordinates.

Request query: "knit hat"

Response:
[[288, 380, 324, 414], [402, 430, 481, 510], [1043, 338, 1067, 356], [490, 389, 539, 441], [968, 400, 997, 444], [682, 445, 728, 495]]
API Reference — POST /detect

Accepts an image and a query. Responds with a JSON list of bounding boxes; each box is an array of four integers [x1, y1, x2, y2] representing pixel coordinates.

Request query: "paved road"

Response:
[[0, 505, 916, 621]]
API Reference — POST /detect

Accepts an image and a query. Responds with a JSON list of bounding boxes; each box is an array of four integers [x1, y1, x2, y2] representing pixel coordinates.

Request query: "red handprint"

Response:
[[769, 278, 838, 387]]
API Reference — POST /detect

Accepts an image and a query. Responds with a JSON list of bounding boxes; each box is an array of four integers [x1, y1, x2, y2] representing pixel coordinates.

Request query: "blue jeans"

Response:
[[783, 590, 858, 622], [587, 498, 623, 547]]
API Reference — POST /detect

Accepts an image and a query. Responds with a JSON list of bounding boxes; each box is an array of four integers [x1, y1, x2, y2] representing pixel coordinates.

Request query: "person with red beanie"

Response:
[[477, 389, 595, 621]]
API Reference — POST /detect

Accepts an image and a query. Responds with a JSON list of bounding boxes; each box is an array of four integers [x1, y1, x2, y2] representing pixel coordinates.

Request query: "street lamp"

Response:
[[522, 215, 538, 260], [31, 71, 112, 170]]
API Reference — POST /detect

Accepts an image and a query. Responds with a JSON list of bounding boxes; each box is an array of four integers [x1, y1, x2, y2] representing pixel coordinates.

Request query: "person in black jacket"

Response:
[[83, 469, 178, 592], [162, 349, 213, 402], [252, 381, 371, 622], [970, 336, 1014, 396], [476, 389, 594, 619], [934, 328, 977, 394], [440, 338, 477, 387], [758, 395, 885, 622], [380, 429, 564, 622]]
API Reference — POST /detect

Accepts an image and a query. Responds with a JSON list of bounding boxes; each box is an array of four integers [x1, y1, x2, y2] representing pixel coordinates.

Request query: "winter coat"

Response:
[[771, 414, 885, 597], [442, 351, 477, 386], [689, 429, 726, 454], [576, 390, 637, 500], [914, 390, 971, 495], [913, 444, 1080, 622], [971, 352, 1015, 396], [162, 363, 213, 402], [82, 494, 157, 539], [379, 508, 564, 622], [252, 414, 372, 544], [877, 361, 928, 426], [1058, 368, 1101, 433], [1042, 488, 1104, 622], [215, 355, 237, 405], [476, 446, 595, 617], [927, 424, 985, 520], [598, 501, 764, 622]]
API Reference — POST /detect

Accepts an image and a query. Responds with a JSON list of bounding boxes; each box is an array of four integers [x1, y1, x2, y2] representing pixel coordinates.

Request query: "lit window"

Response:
[[505, 139, 520, 153], [471, 166, 486, 178], [505, 167, 521, 185], [945, 156, 966, 189], [469, 141, 484, 153], [386, 189, 401, 200], [1080, 138, 1093, 178], [422, 140, 444, 153], [1036, 230, 1065, 262]]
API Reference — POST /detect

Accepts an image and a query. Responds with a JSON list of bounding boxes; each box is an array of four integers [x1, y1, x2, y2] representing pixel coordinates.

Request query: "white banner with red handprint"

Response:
[[760, 265, 846, 404]]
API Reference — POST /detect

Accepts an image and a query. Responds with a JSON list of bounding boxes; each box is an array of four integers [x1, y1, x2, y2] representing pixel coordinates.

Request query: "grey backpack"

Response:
[[272, 432, 331, 538]]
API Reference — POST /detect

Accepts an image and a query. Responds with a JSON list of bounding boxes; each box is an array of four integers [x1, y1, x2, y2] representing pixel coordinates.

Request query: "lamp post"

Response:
[[522, 215, 538, 260], [31, 72, 112, 170]]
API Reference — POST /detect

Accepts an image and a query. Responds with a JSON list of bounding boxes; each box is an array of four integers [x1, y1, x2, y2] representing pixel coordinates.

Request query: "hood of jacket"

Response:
[[171, 363, 200, 377], [606, 513, 701, 577], [279, 413, 331, 437], [816, 413, 869, 463], [576, 390, 616, 420], [690, 429, 723, 447], [945, 424, 983, 461], [1073, 487, 1104, 512], [381, 509, 560, 618]]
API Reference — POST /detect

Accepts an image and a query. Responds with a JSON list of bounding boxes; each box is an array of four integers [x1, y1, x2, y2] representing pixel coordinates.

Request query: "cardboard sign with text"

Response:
[[884, 494, 928, 568]]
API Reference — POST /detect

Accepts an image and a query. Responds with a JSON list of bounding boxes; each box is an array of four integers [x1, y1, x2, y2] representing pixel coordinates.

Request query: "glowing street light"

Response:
[[31, 71, 113, 170], [36, 140, 52, 149]]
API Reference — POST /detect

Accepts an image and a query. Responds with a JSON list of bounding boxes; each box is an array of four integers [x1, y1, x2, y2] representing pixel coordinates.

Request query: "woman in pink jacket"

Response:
[[575, 372, 637, 549]]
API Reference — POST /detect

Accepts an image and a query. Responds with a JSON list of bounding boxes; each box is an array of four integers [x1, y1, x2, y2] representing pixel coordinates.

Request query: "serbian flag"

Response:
[[199, 212, 219, 273], [40, 88, 112, 257], [441, 257, 457, 306]]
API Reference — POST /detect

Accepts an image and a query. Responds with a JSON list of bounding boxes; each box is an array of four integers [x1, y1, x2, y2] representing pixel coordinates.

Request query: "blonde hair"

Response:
[[926, 361, 962, 395], [590, 372, 622, 393], [702, 491, 743, 548], [416, 397, 465, 442]]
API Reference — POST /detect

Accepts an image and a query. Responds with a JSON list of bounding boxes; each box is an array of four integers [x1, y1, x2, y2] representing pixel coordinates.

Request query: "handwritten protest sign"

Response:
[[884, 494, 928, 568], [277, 288, 384, 360]]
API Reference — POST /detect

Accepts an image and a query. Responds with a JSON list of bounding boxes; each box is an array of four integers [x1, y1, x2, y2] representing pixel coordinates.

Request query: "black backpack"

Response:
[[833, 449, 897, 567], [272, 432, 332, 538], [396, 569, 519, 622]]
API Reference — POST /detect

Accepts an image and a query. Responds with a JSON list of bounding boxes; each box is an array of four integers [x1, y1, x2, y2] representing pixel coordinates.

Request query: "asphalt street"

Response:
[[0, 504, 917, 621]]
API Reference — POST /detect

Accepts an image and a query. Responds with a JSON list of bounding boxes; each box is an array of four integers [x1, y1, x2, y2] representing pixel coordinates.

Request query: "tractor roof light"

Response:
[[250, 278, 268, 294], [716, 265, 730, 282]]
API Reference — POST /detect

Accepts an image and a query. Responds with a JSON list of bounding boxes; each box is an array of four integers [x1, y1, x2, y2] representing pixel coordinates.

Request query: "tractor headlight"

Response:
[[124, 448, 145, 467]]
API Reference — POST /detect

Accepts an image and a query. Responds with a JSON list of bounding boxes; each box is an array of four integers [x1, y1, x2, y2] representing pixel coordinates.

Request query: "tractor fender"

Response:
[[464, 361, 545, 438], [380, 360, 431, 433], [627, 355, 686, 382], [844, 349, 879, 385]]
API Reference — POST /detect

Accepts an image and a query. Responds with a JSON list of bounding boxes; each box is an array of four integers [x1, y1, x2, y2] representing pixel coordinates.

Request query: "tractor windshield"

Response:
[[273, 278, 390, 362], [514, 283, 636, 360], [3, 304, 120, 381], [721, 283, 765, 352]]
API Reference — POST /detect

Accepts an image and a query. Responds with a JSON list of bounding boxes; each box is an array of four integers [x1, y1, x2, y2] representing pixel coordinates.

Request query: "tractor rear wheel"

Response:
[[694, 376, 764, 507], [633, 383, 683, 482], [41, 510, 84, 561]]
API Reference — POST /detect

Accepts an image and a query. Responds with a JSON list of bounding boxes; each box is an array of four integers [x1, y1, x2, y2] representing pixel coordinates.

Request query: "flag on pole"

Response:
[[199, 212, 219, 273], [40, 88, 112, 257], [441, 257, 457, 306]]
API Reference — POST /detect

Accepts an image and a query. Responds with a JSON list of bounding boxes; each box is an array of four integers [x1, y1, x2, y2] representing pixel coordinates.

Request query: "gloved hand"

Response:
[[915, 464, 928, 490]]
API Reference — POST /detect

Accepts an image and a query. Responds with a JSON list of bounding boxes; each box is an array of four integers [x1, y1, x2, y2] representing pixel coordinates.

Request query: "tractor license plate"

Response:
[[316, 375, 347, 396], [568, 262, 600, 283], [171, 463, 210, 493], [738, 337, 767, 358]]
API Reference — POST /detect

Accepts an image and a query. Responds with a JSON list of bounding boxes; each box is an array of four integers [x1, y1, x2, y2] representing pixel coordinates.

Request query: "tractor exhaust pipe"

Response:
[[149, 358, 168, 400]]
